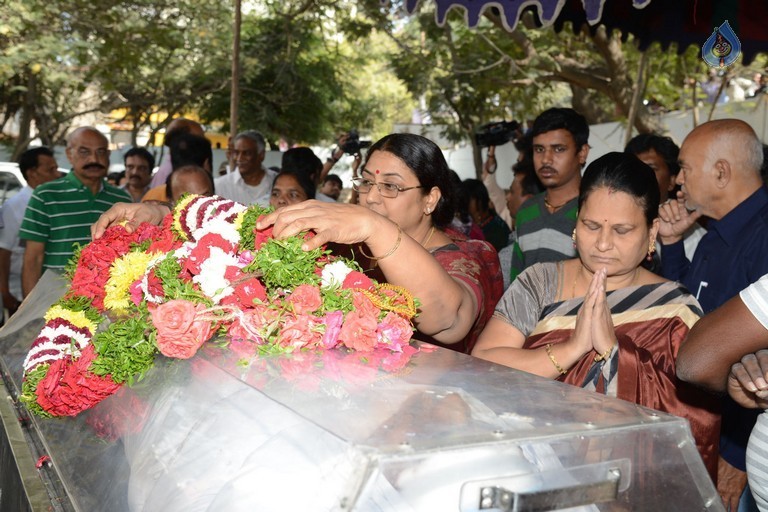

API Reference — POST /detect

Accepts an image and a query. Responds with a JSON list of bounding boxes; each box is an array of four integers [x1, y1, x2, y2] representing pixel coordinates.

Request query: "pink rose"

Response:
[[321, 310, 344, 348], [288, 284, 322, 315], [339, 311, 378, 352], [278, 314, 322, 348], [150, 300, 213, 359], [376, 312, 414, 352]]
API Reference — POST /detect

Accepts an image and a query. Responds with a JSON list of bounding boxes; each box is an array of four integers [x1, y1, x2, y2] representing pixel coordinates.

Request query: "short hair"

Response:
[[323, 174, 343, 187], [272, 169, 316, 200], [462, 178, 491, 213], [170, 133, 212, 171], [531, 108, 589, 148], [123, 146, 156, 172], [624, 133, 680, 176], [282, 147, 322, 181], [364, 133, 456, 228], [165, 119, 203, 148], [18, 146, 54, 181], [234, 130, 266, 154], [166, 165, 215, 201], [579, 152, 660, 226]]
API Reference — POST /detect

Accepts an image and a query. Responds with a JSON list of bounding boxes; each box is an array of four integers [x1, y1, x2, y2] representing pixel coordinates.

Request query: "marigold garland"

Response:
[[20, 195, 419, 418]]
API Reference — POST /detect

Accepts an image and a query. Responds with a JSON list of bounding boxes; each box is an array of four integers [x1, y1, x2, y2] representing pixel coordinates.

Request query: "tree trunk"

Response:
[[11, 71, 36, 161]]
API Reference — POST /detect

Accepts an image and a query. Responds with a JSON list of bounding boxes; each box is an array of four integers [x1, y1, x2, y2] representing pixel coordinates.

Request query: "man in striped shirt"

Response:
[[508, 108, 590, 283], [20, 127, 131, 295]]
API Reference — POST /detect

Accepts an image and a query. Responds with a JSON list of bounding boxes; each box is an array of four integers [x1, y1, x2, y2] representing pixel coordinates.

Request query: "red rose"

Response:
[[150, 300, 214, 359], [253, 222, 274, 250], [35, 346, 121, 417], [341, 271, 374, 291]]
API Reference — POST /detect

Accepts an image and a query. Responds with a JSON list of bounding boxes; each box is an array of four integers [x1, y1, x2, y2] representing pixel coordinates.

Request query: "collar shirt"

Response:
[[661, 186, 768, 314], [214, 167, 276, 207]]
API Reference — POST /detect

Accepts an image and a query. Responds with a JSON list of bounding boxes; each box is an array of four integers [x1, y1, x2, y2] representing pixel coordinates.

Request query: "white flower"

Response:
[[321, 260, 354, 289], [194, 246, 240, 302]]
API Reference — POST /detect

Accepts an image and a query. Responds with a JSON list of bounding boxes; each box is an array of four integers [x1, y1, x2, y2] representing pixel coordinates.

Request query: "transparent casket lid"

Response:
[[0, 273, 722, 511]]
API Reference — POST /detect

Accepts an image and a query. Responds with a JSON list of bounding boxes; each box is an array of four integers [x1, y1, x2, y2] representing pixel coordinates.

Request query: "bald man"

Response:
[[659, 119, 768, 510], [19, 127, 131, 295]]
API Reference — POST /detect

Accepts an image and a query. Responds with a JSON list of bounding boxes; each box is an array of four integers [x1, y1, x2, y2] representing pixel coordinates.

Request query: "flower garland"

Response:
[[21, 195, 418, 418]]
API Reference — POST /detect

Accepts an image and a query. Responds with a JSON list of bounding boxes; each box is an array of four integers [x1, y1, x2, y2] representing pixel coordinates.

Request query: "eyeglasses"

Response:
[[352, 177, 425, 198]]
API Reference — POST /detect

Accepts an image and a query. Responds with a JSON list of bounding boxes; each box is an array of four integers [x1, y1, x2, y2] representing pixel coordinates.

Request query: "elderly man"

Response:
[[121, 146, 154, 202], [659, 119, 768, 511], [19, 127, 131, 295], [0, 147, 60, 316], [214, 130, 275, 206]]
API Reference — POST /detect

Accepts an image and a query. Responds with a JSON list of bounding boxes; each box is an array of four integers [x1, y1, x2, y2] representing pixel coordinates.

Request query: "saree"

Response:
[[495, 262, 721, 481]]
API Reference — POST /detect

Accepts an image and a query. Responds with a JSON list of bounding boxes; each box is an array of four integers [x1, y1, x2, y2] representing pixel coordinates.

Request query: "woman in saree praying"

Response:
[[472, 152, 720, 480]]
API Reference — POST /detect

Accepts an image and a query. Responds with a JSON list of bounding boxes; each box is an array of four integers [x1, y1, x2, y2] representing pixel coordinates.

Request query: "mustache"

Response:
[[537, 166, 557, 174], [83, 163, 106, 171]]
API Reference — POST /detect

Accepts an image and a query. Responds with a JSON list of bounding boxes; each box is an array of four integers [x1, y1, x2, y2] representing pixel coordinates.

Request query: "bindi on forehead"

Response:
[[375, 169, 380, 175]]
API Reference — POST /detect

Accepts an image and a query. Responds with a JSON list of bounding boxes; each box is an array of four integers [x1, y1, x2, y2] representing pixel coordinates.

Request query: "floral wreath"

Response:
[[20, 195, 418, 418]]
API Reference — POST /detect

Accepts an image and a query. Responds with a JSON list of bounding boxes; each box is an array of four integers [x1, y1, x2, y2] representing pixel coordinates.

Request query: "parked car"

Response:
[[0, 162, 68, 207]]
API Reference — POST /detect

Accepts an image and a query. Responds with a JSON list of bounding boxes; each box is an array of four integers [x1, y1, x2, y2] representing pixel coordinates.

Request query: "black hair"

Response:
[[272, 169, 316, 200], [531, 108, 589, 148], [18, 146, 54, 180], [364, 133, 456, 228], [462, 178, 492, 213], [578, 152, 660, 226], [123, 146, 156, 172], [166, 165, 215, 202], [448, 170, 471, 224], [624, 133, 680, 176], [170, 134, 213, 171], [323, 174, 343, 187], [282, 147, 322, 182]]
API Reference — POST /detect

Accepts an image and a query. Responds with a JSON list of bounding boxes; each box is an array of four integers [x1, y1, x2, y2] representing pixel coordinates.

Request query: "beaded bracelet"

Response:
[[545, 343, 568, 375], [358, 225, 403, 262]]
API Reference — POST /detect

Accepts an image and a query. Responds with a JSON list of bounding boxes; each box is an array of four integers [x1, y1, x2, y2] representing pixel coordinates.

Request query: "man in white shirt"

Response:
[[214, 130, 276, 206], [0, 147, 61, 316]]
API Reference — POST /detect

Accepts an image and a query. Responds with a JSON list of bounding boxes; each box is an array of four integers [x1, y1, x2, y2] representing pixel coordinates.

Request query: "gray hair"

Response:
[[234, 130, 266, 153]]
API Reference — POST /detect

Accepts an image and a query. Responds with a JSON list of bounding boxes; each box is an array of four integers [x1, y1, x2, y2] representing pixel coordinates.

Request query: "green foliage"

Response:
[[90, 316, 157, 385], [245, 237, 324, 290], [54, 296, 102, 326], [153, 253, 211, 304], [19, 364, 52, 418], [238, 205, 273, 253]]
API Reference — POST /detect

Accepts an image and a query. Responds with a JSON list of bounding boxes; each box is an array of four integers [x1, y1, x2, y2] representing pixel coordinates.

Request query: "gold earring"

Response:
[[572, 229, 576, 248], [648, 239, 656, 256]]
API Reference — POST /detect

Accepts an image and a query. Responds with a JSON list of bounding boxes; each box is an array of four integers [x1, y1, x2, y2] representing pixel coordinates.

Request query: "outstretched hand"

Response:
[[91, 202, 170, 240], [256, 200, 385, 251], [658, 191, 702, 245], [728, 349, 768, 409]]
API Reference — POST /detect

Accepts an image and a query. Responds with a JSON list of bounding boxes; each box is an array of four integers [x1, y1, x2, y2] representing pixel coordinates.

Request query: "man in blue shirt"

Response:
[[659, 118, 768, 511]]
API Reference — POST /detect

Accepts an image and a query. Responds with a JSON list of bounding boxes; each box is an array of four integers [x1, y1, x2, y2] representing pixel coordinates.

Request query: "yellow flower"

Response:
[[44, 305, 97, 334], [104, 251, 156, 312], [233, 211, 245, 233]]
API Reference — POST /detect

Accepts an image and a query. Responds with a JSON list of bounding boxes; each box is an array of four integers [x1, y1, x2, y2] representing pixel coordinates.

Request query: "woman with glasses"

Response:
[[93, 133, 502, 354]]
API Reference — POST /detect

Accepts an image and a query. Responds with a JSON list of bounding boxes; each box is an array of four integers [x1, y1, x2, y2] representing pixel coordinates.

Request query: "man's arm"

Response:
[[22, 241, 45, 297]]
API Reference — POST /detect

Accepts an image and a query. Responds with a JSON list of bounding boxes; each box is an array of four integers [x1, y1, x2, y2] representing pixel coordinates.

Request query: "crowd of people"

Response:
[[6, 106, 768, 509]]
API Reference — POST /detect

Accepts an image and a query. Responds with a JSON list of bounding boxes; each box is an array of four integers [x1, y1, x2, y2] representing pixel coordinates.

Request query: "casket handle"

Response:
[[460, 459, 629, 512]]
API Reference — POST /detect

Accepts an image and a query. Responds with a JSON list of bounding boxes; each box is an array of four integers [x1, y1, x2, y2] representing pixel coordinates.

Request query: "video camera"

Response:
[[474, 120, 521, 148], [340, 130, 372, 155]]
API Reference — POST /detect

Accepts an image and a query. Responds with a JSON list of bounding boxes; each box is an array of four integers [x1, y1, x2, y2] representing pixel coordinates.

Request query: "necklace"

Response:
[[544, 195, 573, 211], [421, 226, 436, 249]]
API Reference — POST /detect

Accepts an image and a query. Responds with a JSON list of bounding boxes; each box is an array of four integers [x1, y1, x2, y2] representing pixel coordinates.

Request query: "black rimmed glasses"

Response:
[[351, 177, 425, 198]]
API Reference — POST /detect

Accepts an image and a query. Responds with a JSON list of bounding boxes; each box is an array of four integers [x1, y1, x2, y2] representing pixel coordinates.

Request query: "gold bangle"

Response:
[[545, 343, 568, 375], [358, 225, 402, 261], [594, 343, 616, 362]]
